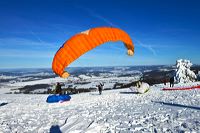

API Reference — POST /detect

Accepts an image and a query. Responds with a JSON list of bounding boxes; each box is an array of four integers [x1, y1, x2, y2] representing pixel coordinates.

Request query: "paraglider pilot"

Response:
[[97, 83, 104, 95], [55, 82, 62, 95]]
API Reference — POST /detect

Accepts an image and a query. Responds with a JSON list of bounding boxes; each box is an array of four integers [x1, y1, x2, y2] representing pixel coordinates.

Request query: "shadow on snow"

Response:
[[120, 92, 139, 94], [0, 102, 8, 107], [153, 101, 200, 110], [50, 125, 62, 133]]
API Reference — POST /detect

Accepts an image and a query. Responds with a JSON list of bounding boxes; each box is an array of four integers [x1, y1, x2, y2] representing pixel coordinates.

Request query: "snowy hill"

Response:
[[0, 82, 200, 132], [0, 65, 184, 94]]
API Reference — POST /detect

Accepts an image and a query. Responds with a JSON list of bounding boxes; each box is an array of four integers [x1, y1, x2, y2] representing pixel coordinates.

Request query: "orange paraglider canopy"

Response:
[[52, 27, 134, 78]]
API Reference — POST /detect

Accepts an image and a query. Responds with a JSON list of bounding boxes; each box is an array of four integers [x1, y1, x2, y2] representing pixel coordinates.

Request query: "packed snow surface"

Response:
[[0, 82, 200, 133]]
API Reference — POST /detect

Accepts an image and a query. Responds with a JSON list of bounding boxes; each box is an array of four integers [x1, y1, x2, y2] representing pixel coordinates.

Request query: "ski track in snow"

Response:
[[0, 83, 200, 133]]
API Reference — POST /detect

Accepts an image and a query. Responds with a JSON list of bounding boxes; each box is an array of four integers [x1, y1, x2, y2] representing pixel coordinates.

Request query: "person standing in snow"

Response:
[[136, 80, 142, 88], [170, 77, 174, 87], [135, 77, 143, 88], [163, 78, 167, 85], [55, 82, 62, 95], [97, 83, 104, 95]]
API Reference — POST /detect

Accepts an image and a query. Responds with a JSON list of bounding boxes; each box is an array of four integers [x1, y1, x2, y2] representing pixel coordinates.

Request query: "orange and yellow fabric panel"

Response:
[[52, 27, 134, 78]]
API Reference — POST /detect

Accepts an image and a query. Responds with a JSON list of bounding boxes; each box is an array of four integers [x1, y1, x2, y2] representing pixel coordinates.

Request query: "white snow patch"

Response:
[[0, 82, 200, 132]]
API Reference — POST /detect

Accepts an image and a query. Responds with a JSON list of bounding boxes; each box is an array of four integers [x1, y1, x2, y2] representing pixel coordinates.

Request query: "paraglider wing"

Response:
[[52, 27, 134, 78]]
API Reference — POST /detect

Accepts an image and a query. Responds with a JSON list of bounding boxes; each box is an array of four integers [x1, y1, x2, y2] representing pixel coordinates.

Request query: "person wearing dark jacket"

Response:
[[97, 83, 104, 95], [163, 78, 167, 85], [55, 82, 62, 95], [170, 77, 174, 87]]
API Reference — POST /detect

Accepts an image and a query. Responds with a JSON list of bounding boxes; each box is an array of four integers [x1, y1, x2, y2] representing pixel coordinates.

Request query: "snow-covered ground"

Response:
[[0, 82, 200, 133]]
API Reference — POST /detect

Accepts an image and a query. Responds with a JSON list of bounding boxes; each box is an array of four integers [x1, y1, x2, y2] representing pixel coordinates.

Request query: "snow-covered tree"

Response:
[[175, 59, 197, 83], [197, 71, 200, 81]]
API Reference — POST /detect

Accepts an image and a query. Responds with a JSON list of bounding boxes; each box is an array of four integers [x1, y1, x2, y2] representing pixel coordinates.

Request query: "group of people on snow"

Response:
[[54, 82, 104, 95], [163, 76, 175, 87], [53, 75, 177, 96]]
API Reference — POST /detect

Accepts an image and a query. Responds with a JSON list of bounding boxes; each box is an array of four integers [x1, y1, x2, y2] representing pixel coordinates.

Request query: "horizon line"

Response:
[[1, 64, 200, 70]]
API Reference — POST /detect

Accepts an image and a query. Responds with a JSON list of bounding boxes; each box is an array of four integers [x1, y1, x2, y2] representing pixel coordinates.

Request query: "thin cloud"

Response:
[[76, 6, 119, 28], [132, 37, 157, 56], [89, 12, 118, 27], [0, 37, 57, 48], [0, 37, 57, 58], [0, 48, 53, 58], [30, 30, 44, 43]]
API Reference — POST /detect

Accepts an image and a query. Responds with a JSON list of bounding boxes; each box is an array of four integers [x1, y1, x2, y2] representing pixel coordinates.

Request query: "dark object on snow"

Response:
[[0, 102, 8, 107], [50, 125, 62, 133], [120, 91, 139, 94], [154, 101, 200, 110], [46, 94, 71, 103], [170, 77, 174, 87], [97, 83, 104, 95]]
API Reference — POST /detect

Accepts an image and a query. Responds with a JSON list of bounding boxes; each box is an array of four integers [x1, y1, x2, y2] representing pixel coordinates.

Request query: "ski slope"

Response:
[[0, 82, 200, 132]]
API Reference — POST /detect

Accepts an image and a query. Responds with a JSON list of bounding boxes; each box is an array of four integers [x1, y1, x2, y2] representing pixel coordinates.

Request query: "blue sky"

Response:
[[0, 0, 199, 68]]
